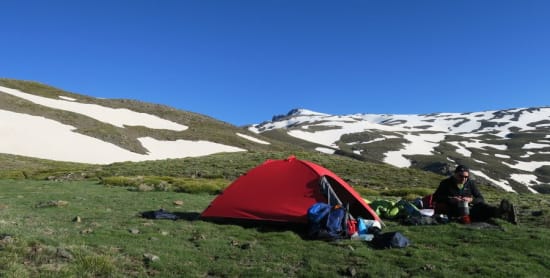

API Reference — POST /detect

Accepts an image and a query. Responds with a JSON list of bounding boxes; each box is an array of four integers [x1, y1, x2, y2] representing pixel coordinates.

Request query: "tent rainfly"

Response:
[[200, 156, 381, 224]]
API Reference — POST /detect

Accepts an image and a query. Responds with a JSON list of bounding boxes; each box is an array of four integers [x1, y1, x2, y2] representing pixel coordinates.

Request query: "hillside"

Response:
[[0, 79, 297, 164], [2, 79, 549, 194], [0, 79, 446, 193], [249, 108, 550, 193]]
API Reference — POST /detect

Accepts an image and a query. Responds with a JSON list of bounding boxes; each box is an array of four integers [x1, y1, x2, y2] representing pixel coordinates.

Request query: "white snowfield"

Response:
[[58, 95, 76, 101], [0, 86, 247, 164], [383, 133, 446, 168], [0, 86, 188, 131], [236, 133, 270, 145], [249, 108, 550, 193]]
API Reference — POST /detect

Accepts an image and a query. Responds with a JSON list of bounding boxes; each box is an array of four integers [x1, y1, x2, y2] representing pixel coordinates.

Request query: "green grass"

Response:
[[0, 179, 549, 277], [0, 153, 97, 180], [93, 151, 447, 191], [101, 176, 228, 194], [0, 151, 445, 190], [0, 149, 548, 276]]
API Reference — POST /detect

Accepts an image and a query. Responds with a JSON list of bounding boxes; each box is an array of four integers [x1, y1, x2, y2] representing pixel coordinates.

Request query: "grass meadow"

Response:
[[0, 177, 549, 277], [0, 152, 549, 277]]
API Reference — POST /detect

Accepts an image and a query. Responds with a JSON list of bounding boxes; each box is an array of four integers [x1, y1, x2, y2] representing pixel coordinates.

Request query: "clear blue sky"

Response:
[[2, 0, 549, 126]]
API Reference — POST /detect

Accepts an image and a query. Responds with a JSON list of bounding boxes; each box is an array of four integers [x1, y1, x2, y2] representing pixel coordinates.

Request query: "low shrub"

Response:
[[100, 176, 229, 195]]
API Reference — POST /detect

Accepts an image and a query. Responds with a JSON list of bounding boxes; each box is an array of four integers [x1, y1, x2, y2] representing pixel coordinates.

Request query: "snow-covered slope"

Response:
[[250, 108, 550, 193], [0, 84, 275, 164]]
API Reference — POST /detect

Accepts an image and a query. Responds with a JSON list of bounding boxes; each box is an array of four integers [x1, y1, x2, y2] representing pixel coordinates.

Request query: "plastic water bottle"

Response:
[[359, 234, 374, 241], [357, 218, 367, 235]]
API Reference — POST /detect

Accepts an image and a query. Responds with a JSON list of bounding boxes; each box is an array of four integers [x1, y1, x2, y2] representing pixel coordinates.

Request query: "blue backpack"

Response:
[[307, 203, 331, 223], [307, 203, 346, 240], [371, 231, 411, 249]]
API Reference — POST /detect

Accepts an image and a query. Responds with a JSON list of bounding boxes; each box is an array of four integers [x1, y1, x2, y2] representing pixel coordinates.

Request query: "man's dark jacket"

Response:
[[433, 176, 484, 216]]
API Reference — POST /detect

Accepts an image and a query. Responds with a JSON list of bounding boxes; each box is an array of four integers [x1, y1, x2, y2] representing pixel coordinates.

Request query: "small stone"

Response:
[[423, 264, 436, 271], [43, 228, 55, 235], [143, 253, 160, 262], [80, 228, 93, 234], [57, 248, 74, 260], [129, 229, 140, 234], [72, 216, 81, 223], [191, 233, 205, 241], [173, 200, 184, 206], [240, 243, 252, 250], [56, 200, 69, 207], [347, 267, 357, 277], [0, 235, 15, 244]]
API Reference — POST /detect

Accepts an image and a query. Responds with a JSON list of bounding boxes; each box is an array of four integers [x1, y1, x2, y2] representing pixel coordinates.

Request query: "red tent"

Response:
[[200, 156, 381, 224]]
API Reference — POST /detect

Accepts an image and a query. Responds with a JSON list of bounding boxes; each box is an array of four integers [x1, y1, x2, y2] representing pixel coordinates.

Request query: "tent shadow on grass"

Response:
[[161, 210, 311, 239], [173, 211, 201, 221], [197, 216, 311, 239]]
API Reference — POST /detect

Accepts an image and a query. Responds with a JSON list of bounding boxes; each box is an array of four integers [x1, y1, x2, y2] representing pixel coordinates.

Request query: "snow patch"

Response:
[[354, 138, 386, 145], [365, 138, 387, 144], [0, 109, 243, 164], [384, 133, 446, 168], [520, 151, 535, 158], [448, 142, 472, 157], [470, 170, 515, 192], [138, 137, 246, 160], [502, 160, 550, 172], [494, 154, 511, 159], [0, 86, 187, 131], [510, 174, 539, 186], [58, 96, 76, 101], [316, 147, 336, 154], [462, 140, 507, 151], [523, 142, 550, 149], [293, 109, 330, 117], [236, 133, 270, 145]]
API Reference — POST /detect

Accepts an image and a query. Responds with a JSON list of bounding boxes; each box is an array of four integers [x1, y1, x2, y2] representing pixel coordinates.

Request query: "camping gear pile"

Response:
[[369, 198, 434, 219], [200, 156, 410, 248]]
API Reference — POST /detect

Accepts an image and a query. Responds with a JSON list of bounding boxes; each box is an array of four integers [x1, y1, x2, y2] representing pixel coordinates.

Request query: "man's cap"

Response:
[[455, 165, 469, 173]]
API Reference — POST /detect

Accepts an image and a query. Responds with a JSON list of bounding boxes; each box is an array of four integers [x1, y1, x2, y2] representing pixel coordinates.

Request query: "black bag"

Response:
[[371, 231, 410, 249], [141, 209, 179, 220]]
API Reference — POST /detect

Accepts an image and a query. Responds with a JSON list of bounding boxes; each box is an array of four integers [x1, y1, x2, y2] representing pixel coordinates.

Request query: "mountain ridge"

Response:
[[1, 79, 549, 193], [249, 108, 550, 193]]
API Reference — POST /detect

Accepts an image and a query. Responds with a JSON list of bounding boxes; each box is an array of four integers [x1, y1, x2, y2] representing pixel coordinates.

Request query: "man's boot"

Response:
[[498, 199, 518, 225]]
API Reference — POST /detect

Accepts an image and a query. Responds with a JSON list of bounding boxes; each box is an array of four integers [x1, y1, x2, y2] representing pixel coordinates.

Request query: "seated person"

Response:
[[433, 165, 517, 224]]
